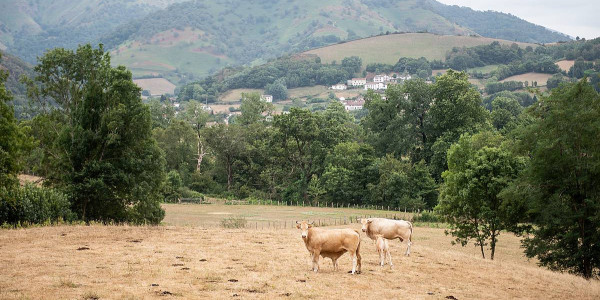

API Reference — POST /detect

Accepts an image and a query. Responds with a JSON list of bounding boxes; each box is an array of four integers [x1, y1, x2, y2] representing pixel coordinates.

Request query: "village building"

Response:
[[364, 82, 387, 91], [347, 78, 367, 87], [373, 74, 392, 83], [343, 99, 365, 111], [260, 94, 273, 103], [331, 83, 347, 90]]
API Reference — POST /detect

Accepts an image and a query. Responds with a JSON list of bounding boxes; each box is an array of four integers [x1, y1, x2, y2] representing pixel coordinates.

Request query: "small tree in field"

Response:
[[436, 131, 526, 259]]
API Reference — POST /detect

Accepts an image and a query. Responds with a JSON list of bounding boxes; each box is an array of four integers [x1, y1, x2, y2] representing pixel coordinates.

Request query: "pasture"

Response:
[[304, 33, 537, 66], [556, 60, 575, 72], [1, 204, 599, 299], [133, 78, 176, 96], [500, 72, 553, 86]]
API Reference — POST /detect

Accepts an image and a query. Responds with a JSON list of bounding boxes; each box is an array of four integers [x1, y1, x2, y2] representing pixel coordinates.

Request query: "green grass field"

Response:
[[305, 33, 537, 66]]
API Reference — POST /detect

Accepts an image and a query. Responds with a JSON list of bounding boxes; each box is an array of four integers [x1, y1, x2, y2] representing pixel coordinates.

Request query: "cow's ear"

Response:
[[308, 221, 314, 227], [367, 220, 373, 224]]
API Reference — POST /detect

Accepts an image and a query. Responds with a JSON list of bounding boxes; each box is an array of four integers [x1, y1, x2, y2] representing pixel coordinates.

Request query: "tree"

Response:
[[0, 53, 24, 188], [147, 99, 175, 129], [264, 78, 288, 100], [181, 100, 209, 172], [153, 120, 197, 177], [508, 80, 600, 278], [236, 92, 273, 126], [341, 56, 362, 73], [24, 44, 166, 224], [490, 96, 523, 132], [436, 131, 526, 259], [204, 124, 246, 191], [427, 70, 490, 179]]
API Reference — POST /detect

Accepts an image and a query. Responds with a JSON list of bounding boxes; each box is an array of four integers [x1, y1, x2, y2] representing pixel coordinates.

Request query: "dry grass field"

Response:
[[501, 72, 554, 86], [556, 60, 575, 72], [304, 33, 537, 66], [133, 78, 176, 96], [1, 204, 600, 299], [218, 89, 264, 102]]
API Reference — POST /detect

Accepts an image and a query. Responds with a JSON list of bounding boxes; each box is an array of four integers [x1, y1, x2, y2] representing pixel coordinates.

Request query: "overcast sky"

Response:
[[437, 0, 599, 39]]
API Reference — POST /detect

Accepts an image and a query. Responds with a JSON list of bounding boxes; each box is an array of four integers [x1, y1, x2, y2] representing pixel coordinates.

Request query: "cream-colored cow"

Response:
[[296, 221, 362, 274], [360, 218, 413, 256]]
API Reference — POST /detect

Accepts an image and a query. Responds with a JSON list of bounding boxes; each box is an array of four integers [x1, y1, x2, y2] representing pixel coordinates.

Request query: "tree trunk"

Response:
[[196, 138, 205, 172], [226, 157, 232, 191], [490, 231, 496, 260]]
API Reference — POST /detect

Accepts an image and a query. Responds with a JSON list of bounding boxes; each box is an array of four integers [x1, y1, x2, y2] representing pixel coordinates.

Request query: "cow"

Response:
[[375, 234, 393, 268], [360, 218, 413, 256], [296, 221, 362, 274]]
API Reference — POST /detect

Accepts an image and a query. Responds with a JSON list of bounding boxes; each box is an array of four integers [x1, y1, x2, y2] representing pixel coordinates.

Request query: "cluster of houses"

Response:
[[331, 73, 412, 92], [331, 73, 413, 111]]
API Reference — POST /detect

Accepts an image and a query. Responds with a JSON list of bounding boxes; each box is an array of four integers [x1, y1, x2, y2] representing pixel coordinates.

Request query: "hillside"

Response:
[[0, 0, 189, 63], [102, 0, 568, 83], [304, 33, 538, 66], [0, 51, 33, 118]]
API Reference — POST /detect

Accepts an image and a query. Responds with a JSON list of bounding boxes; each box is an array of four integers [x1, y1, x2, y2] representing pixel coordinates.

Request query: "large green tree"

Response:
[[436, 131, 526, 259], [0, 53, 24, 188], [509, 79, 600, 278], [25, 44, 166, 224]]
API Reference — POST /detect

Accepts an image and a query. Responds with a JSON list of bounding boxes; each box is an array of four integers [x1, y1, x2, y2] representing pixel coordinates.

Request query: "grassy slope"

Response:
[[1, 204, 599, 299], [305, 33, 538, 65]]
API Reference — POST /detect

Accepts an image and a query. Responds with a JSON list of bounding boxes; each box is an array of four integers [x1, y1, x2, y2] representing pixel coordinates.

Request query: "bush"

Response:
[[220, 216, 247, 228], [0, 185, 75, 226], [412, 211, 440, 223]]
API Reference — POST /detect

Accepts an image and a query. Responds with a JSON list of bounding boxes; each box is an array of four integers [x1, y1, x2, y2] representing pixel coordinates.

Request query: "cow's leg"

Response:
[[387, 249, 393, 268], [405, 239, 412, 256], [332, 258, 338, 271], [379, 250, 385, 267], [312, 251, 320, 272], [349, 251, 357, 274]]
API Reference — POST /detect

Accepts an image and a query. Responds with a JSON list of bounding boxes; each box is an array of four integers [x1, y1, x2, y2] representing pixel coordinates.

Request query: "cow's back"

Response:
[[368, 218, 411, 240]]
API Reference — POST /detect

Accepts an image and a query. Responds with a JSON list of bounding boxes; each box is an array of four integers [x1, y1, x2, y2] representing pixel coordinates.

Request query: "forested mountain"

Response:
[[0, 0, 188, 63], [0, 51, 33, 118], [103, 0, 570, 82], [1, 0, 570, 84]]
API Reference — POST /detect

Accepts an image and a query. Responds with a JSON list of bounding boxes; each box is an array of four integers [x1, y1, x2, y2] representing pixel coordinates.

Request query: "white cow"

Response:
[[360, 218, 413, 256], [296, 221, 362, 274]]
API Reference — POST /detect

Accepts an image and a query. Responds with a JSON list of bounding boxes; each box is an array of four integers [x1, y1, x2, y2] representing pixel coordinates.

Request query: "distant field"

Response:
[[468, 64, 500, 74], [305, 33, 537, 66], [218, 89, 263, 102], [556, 60, 575, 72], [133, 78, 176, 95], [1, 204, 599, 299], [501, 72, 553, 86], [287, 85, 329, 98], [210, 104, 240, 114]]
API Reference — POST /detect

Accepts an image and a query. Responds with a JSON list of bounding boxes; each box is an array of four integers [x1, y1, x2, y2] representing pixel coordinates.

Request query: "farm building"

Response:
[[331, 83, 348, 90], [343, 99, 365, 111], [260, 95, 273, 102], [364, 82, 387, 91], [347, 78, 367, 87]]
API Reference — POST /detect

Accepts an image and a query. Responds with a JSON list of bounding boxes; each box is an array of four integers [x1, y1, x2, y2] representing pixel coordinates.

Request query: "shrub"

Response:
[[412, 211, 440, 223], [0, 184, 75, 226], [221, 216, 247, 228]]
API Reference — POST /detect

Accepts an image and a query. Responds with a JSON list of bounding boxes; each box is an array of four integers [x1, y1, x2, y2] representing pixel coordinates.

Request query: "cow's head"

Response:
[[359, 218, 372, 232], [296, 221, 313, 238]]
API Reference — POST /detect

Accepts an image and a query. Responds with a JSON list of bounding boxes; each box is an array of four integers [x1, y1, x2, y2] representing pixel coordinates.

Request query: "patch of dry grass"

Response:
[[556, 60, 575, 72], [501, 72, 553, 86], [218, 88, 264, 102], [305, 33, 537, 66], [133, 78, 176, 95], [1, 222, 599, 299]]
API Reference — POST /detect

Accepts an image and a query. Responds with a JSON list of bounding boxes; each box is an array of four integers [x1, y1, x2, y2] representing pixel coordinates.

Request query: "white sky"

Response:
[[436, 0, 600, 39]]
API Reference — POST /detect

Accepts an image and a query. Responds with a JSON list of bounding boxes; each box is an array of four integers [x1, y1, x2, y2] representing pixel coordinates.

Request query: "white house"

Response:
[[344, 99, 365, 111], [260, 95, 273, 103], [373, 74, 391, 83], [398, 74, 412, 81], [339, 97, 346, 101], [331, 83, 347, 90], [364, 82, 387, 91], [347, 78, 367, 87]]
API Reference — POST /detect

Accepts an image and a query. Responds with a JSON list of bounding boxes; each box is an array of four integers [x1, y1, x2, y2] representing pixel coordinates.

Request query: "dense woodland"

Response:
[[1, 43, 599, 278]]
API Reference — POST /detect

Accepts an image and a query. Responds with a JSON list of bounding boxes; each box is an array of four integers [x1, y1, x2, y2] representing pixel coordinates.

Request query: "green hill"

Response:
[[102, 0, 569, 84], [0, 51, 34, 118], [304, 33, 537, 66], [0, 0, 189, 63]]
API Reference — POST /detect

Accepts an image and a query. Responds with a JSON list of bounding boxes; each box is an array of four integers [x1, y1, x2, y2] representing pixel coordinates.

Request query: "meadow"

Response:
[[304, 33, 537, 66], [1, 203, 600, 299]]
